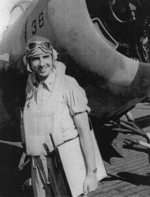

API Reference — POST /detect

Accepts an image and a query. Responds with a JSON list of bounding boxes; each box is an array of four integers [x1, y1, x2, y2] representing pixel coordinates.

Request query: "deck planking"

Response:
[[89, 102, 150, 197]]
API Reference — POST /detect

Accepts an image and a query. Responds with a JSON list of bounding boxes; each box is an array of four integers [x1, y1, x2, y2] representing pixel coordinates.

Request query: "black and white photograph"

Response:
[[0, 0, 150, 196]]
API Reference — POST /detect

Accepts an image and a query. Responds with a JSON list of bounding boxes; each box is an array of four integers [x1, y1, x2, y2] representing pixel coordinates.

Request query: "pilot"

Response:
[[22, 35, 98, 197]]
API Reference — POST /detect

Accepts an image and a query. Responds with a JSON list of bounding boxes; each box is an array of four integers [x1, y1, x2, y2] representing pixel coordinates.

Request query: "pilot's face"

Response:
[[29, 52, 53, 82]]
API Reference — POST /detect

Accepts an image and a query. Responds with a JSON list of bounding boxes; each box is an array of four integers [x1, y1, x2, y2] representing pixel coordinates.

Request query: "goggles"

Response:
[[26, 41, 52, 54]]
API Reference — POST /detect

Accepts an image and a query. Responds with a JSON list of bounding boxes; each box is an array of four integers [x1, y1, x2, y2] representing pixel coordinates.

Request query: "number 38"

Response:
[[32, 12, 44, 35]]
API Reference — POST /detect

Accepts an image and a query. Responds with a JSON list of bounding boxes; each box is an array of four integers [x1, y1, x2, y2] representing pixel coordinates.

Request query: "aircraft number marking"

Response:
[[39, 12, 44, 28], [32, 19, 37, 35], [32, 12, 44, 35]]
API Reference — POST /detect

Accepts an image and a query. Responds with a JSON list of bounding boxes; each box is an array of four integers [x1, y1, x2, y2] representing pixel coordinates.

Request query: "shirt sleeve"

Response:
[[64, 76, 91, 116]]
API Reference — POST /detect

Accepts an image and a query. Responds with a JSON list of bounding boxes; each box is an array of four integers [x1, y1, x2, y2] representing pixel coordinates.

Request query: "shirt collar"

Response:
[[32, 69, 56, 92]]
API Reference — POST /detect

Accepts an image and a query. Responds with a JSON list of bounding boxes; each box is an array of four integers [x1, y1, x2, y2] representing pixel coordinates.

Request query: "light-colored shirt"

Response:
[[26, 66, 90, 141]]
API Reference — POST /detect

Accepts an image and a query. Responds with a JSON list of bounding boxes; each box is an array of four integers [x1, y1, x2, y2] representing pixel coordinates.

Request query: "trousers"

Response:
[[31, 156, 51, 197], [31, 154, 71, 197]]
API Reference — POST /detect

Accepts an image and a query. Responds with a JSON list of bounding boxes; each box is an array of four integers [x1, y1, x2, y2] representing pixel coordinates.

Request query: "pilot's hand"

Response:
[[83, 171, 98, 195]]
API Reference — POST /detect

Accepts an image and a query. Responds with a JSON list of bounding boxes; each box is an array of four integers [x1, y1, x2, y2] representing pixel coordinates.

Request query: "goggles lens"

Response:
[[27, 41, 51, 51], [28, 42, 36, 50]]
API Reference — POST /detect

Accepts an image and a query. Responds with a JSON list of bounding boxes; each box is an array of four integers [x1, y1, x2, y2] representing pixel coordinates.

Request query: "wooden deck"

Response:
[[89, 143, 150, 197], [89, 102, 150, 197]]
